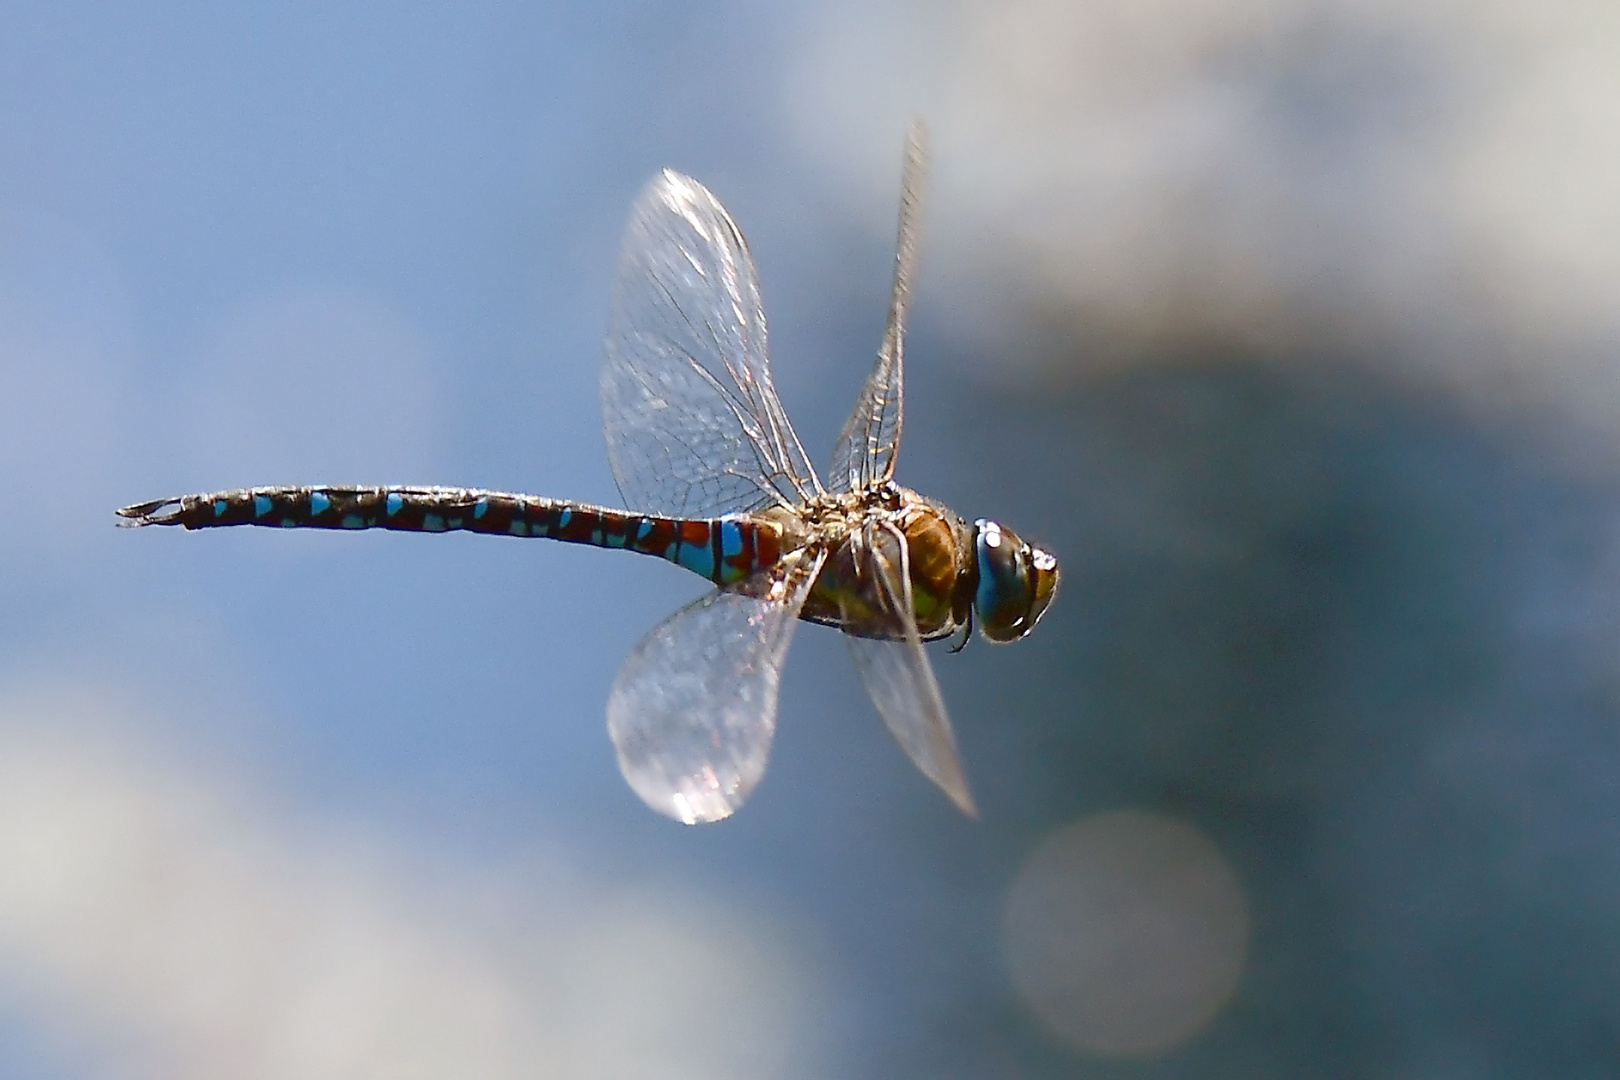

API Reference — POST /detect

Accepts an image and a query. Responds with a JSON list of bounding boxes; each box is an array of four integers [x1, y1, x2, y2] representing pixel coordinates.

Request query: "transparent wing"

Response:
[[841, 519, 976, 816], [603, 169, 821, 518], [607, 548, 825, 824], [829, 119, 928, 493]]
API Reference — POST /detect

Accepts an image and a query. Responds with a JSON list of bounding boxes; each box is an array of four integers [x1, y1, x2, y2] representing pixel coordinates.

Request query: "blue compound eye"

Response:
[[973, 519, 1060, 643]]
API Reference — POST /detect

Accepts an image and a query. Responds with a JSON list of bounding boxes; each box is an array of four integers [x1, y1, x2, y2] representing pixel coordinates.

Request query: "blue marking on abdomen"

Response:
[[341, 514, 365, 529], [510, 520, 529, 536], [557, 508, 572, 528], [423, 514, 445, 532], [636, 518, 655, 541], [720, 520, 743, 557], [309, 492, 331, 515], [212, 499, 227, 517], [386, 492, 404, 517], [253, 495, 272, 518], [675, 540, 716, 580], [473, 499, 489, 520]]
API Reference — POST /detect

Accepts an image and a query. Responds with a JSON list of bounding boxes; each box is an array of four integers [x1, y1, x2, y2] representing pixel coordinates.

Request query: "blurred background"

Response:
[[2, 1, 1619, 1076]]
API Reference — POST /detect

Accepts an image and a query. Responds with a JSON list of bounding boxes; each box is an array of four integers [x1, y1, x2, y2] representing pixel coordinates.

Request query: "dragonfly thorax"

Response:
[[783, 485, 977, 642]]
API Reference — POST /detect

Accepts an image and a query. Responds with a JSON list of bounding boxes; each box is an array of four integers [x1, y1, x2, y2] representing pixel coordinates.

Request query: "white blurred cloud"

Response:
[[793, 0, 1620, 429], [0, 687, 817, 1080]]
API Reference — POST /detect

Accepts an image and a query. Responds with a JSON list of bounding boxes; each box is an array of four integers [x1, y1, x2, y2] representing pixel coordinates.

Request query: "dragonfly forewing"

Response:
[[829, 119, 928, 494], [841, 519, 976, 816], [607, 548, 826, 824], [603, 169, 820, 519]]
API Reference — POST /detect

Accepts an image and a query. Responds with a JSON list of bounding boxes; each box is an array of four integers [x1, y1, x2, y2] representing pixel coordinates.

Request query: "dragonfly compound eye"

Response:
[[973, 519, 1060, 643]]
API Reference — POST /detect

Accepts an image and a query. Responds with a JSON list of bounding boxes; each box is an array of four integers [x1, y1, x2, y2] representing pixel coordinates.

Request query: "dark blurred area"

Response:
[[801, 351, 1620, 1077], [2, 2, 1618, 1077]]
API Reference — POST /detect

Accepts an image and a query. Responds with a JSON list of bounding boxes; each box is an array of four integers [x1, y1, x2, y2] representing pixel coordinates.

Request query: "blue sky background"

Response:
[[4, 3, 1620, 1077]]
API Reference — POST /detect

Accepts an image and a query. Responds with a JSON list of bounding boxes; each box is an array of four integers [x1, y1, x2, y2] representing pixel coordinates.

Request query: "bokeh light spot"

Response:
[[1001, 810, 1249, 1057]]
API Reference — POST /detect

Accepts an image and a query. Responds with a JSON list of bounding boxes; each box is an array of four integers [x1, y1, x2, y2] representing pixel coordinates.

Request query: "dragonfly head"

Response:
[[971, 519, 1059, 643]]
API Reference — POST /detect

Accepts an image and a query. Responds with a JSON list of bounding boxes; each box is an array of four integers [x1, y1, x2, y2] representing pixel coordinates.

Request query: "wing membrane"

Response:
[[829, 120, 928, 493], [841, 519, 976, 815], [603, 170, 820, 518], [607, 549, 825, 823]]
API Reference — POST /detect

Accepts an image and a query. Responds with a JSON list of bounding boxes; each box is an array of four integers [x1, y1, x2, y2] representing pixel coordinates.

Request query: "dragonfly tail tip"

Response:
[[115, 498, 185, 527]]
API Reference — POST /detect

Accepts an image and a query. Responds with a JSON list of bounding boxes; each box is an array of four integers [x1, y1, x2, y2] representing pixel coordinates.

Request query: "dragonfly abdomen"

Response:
[[116, 486, 781, 586]]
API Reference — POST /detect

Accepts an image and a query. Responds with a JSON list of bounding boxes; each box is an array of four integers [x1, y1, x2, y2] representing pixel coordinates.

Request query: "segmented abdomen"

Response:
[[116, 486, 782, 587]]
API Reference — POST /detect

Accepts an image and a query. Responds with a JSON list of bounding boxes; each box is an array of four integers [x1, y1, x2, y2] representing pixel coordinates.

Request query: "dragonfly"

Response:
[[118, 122, 1059, 824]]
